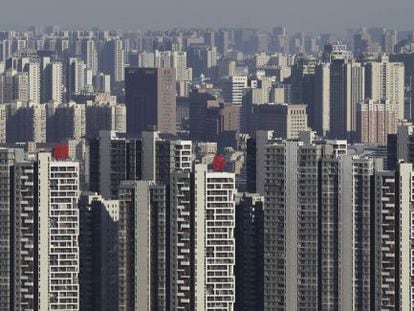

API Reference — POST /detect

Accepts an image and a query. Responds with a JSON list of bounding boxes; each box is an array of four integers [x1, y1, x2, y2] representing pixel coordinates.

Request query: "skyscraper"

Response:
[[0, 148, 23, 311], [88, 130, 142, 199], [169, 170, 194, 309], [329, 58, 365, 141], [118, 180, 167, 310], [102, 39, 125, 83], [81, 39, 98, 75], [10, 153, 80, 310], [6, 101, 46, 143], [356, 99, 397, 144], [365, 55, 405, 119], [79, 193, 120, 311], [43, 62, 63, 104], [66, 57, 85, 101], [235, 193, 264, 311], [125, 67, 176, 136], [222, 75, 248, 105], [257, 135, 383, 310], [193, 164, 236, 310], [314, 63, 330, 136], [23, 61, 40, 103]]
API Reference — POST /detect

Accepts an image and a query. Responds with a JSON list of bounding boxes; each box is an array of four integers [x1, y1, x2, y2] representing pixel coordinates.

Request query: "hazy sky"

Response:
[[2, 0, 414, 33]]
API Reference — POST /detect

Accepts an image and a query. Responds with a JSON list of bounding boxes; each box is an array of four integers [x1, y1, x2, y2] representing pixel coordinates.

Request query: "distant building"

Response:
[[125, 67, 176, 136], [249, 103, 308, 139], [365, 55, 405, 119], [356, 99, 397, 144], [6, 101, 46, 143], [221, 75, 248, 105]]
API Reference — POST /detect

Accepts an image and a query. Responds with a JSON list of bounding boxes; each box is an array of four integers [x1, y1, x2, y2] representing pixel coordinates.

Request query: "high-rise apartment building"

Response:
[[46, 102, 86, 142], [222, 75, 248, 105], [118, 180, 167, 310], [249, 103, 308, 139], [329, 58, 365, 141], [103, 39, 125, 83], [66, 57, 85, 100], [79, 193, 120, 311], [193, 164, 236, 310], [23, 61, 40, 103], [0, 104, 6, 143], [257, 135, 385, 310], [235, 193, 264, 311], [387, 122, 414, 169], [314, 63, 330, 136], [356, 99, 397, 144], [81, 39, 98, 75], [6, 101, 46, 143], [85, 101, 126, 138], [125, 67, 176, 136], [12, 72, 29, 102], [172, 51, 191, 81], [43, 62, 63, 104], [88, 130, 142, 199], [365, 55, 405, 119], [10, 153, 80, 310], [0, 148, 23, 311], [169, 170, 194, 309]]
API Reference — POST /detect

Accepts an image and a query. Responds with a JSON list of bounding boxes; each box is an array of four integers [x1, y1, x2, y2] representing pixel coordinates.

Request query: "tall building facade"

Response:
[[0, 148, 23, 311], [314, 63, 330, 136], [365, 55, 405, 119], [10, 153, 80, 310], [125, 67, 176, 136], [329, 58, 365, 141], [103, 39, 125, 83], [194, 164, 236, 310], [118, 180, 167, 310], [222, 75, 248, 105], [356, 99, 397, 144], [235, 193, 264, 311], [79, 193, 120, 311], [257, 136, 386, 310], [43, 62, 63, 104]]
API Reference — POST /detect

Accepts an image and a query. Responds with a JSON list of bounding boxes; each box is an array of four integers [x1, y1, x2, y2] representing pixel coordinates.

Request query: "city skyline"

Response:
[[1, 0, 414, 33], [1, 16, 414, 310]]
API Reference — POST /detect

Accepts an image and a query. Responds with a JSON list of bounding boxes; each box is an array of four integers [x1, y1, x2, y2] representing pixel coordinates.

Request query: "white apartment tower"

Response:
[[314, 63, 330, 136], [81, 39, 98, 75], [172, 51, 191, 81], [170, 170, 193, 310], [194, 164, 236, 310], [43, 62, 63, 104], [68, 58, 85, 97], [11, 153, 80, 310], [24, 62, 40, 103], [12, 72, 29, 102], [365, 55, 405, 119]]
